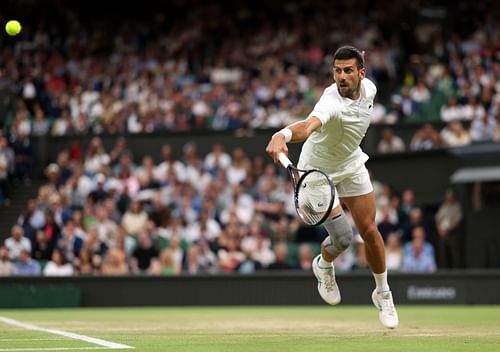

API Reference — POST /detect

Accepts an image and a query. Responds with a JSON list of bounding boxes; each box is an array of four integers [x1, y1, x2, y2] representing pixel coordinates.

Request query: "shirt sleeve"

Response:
[[308, 88, 339, 126]]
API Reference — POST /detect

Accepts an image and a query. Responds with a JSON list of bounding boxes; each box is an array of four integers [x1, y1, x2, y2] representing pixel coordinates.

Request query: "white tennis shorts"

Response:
[[327, 163, 373, 209]]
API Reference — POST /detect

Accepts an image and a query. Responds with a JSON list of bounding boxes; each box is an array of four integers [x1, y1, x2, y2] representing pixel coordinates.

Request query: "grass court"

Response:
[[1, 306, 499, 351]]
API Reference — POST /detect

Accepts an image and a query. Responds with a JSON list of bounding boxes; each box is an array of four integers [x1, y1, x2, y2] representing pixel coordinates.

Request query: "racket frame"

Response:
[[278, 153, 335, 226]]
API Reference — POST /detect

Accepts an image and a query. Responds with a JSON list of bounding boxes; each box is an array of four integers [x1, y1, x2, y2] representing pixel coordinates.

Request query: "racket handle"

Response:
[[278, 152, 292, 168]]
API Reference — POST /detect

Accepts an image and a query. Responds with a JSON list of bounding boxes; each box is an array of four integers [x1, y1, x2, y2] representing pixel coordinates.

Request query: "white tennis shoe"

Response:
[[372, 289, 399, 329], [312, 254, 341, 305]]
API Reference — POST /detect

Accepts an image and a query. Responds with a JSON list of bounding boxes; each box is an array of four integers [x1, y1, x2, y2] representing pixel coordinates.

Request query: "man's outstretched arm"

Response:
[[265, 116, 322, 163]]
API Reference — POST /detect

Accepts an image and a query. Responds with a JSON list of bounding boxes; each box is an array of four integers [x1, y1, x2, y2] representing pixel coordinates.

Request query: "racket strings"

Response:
[[296, 171, 333, 225]]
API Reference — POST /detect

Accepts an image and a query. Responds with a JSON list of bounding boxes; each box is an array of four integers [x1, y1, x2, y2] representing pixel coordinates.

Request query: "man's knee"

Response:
[[358, 222, 381, 244], [322, 213, 353, 257]]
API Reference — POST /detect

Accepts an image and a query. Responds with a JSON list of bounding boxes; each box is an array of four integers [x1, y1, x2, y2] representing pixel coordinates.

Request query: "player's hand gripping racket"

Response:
[[278, 152, 335, 226]]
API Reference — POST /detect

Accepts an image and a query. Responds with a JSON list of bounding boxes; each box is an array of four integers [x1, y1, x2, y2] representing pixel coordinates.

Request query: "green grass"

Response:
[[1, 306, 500, 351]]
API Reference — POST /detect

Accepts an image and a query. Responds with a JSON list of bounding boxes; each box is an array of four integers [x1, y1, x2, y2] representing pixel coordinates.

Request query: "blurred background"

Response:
[[0, 0, 499, 296]]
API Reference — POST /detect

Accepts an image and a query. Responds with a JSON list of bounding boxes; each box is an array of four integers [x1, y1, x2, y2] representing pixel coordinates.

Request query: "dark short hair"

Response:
[[333, 46, 364, 69]]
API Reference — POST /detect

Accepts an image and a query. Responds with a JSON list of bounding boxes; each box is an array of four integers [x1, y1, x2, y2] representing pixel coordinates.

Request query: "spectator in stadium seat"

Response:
[[402, 235, 436, 273], [74, 248, 97, 275], [101, 248, 129, 275], [440, 121, 471, 147], [235, 244, 263, 274], [31, 230, 54, 263], [185, 208, 221, 244], [63, 163, 93, 208], [154, 144, 187, 184], [54, 150, 73, 188], [251, 232, 276, 269], [31, 104, 50, 137], [10, 129, 33, 185], [369, 98, 387, 124], [43, 248, 74, 276], [409, 79, 431, 105], [51, 107, 75, 136], [440, 96, 466, 122], [254, 178, 285, 221], [404, 225, 435, 259], [93, 204, 119, 249], [83, 137, 110, 176], [399, 189, 416, 227], [385, 232, 403, 271], [0, 135, 14, 204], [112, 152, 136, 179], [216, 222, 245, 272], [13, 249, 41, 276], [134, 155, 157, 190], [145, 192, 170, 229], [81, 235, 107, 274], [4, 225, 31, 260], [226, 148, 251, 186], [109, 137, 130, 167], [401, 207, 429, 244], [384, 95, 404, 124], [462, 95, 485, 121], [44, 163, 61, 189], [409, 123, 442, 151], [377, 206, 399, 243], [131, 230, 159, 274], [470, 111, 497, 143], [203, 143, 231, 175], [377, 128, 406, 154], [219, 182, 255, 225], [297, 243, 314, 271], [163, 234, 186, 272], [195, 239, 218, 273], [57, 219, 84, 264], [68, 140, 83, 162], [267, 242, 293, 270], [150, 248, 179, 275], [88, 173, 111, 205], [435, 189, 463, 268], [0, 246, 13, 276], [399, 86, 416, 119], [121, 200, 148, 237], [17, 199, 44, 241]]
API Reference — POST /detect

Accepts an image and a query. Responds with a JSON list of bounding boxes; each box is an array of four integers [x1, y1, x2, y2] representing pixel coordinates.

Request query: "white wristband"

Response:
[[274, 128, 292, 143]]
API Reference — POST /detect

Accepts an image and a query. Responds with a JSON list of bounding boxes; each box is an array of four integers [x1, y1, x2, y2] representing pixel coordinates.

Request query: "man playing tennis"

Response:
[[266, 45, 399, 328]]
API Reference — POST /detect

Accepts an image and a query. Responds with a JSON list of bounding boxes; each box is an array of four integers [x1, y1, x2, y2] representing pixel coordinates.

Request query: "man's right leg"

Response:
[[342, 192, 399, 329], [313, 210, 353, 305]]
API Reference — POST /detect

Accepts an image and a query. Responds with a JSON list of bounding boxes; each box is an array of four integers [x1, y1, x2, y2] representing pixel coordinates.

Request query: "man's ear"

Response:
[[359, 67, 366, 79]]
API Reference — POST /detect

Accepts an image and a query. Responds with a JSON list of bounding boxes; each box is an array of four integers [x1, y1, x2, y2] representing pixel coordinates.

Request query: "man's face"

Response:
[[13, 228, 22, 240], [333, 58, 365, 99]]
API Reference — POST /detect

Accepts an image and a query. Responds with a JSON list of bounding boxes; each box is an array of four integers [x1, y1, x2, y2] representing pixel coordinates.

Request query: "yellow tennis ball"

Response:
[[5, 20, 21, 36]]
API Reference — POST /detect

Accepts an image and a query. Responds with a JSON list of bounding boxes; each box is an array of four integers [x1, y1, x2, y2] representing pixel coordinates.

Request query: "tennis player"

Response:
[[266, 45, 398, 328]]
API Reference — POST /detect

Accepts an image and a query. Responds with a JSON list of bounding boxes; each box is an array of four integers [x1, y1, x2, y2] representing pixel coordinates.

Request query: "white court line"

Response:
[[0, 348, 108, 351], [0, 317, 133, 350], [0, 337, 68, 342], [0, 339, 67, 342]]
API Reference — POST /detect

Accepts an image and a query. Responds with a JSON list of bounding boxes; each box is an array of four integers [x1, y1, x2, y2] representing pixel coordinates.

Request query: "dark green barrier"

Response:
[[1, 272, 499, 307], [0, 285, 81, 308]]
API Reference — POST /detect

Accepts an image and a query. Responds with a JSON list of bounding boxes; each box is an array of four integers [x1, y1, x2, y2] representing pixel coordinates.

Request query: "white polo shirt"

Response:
[[5, 237, 32, 260], [298, 78, 377, 178]]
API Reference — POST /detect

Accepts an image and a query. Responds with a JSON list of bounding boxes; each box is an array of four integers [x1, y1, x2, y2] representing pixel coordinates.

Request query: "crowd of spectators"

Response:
[[1, 0, 494, 274], [0, 137, 452, 277], [0, 1, 498, 138]]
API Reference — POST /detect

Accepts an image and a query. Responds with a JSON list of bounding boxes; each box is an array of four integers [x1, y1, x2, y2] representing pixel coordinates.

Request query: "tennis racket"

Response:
[[278, 152, 335, 226]]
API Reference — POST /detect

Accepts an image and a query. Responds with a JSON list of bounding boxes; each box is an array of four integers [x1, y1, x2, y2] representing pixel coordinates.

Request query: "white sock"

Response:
[[373, 270, 390, 293], [318, 255, 332, 268]]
